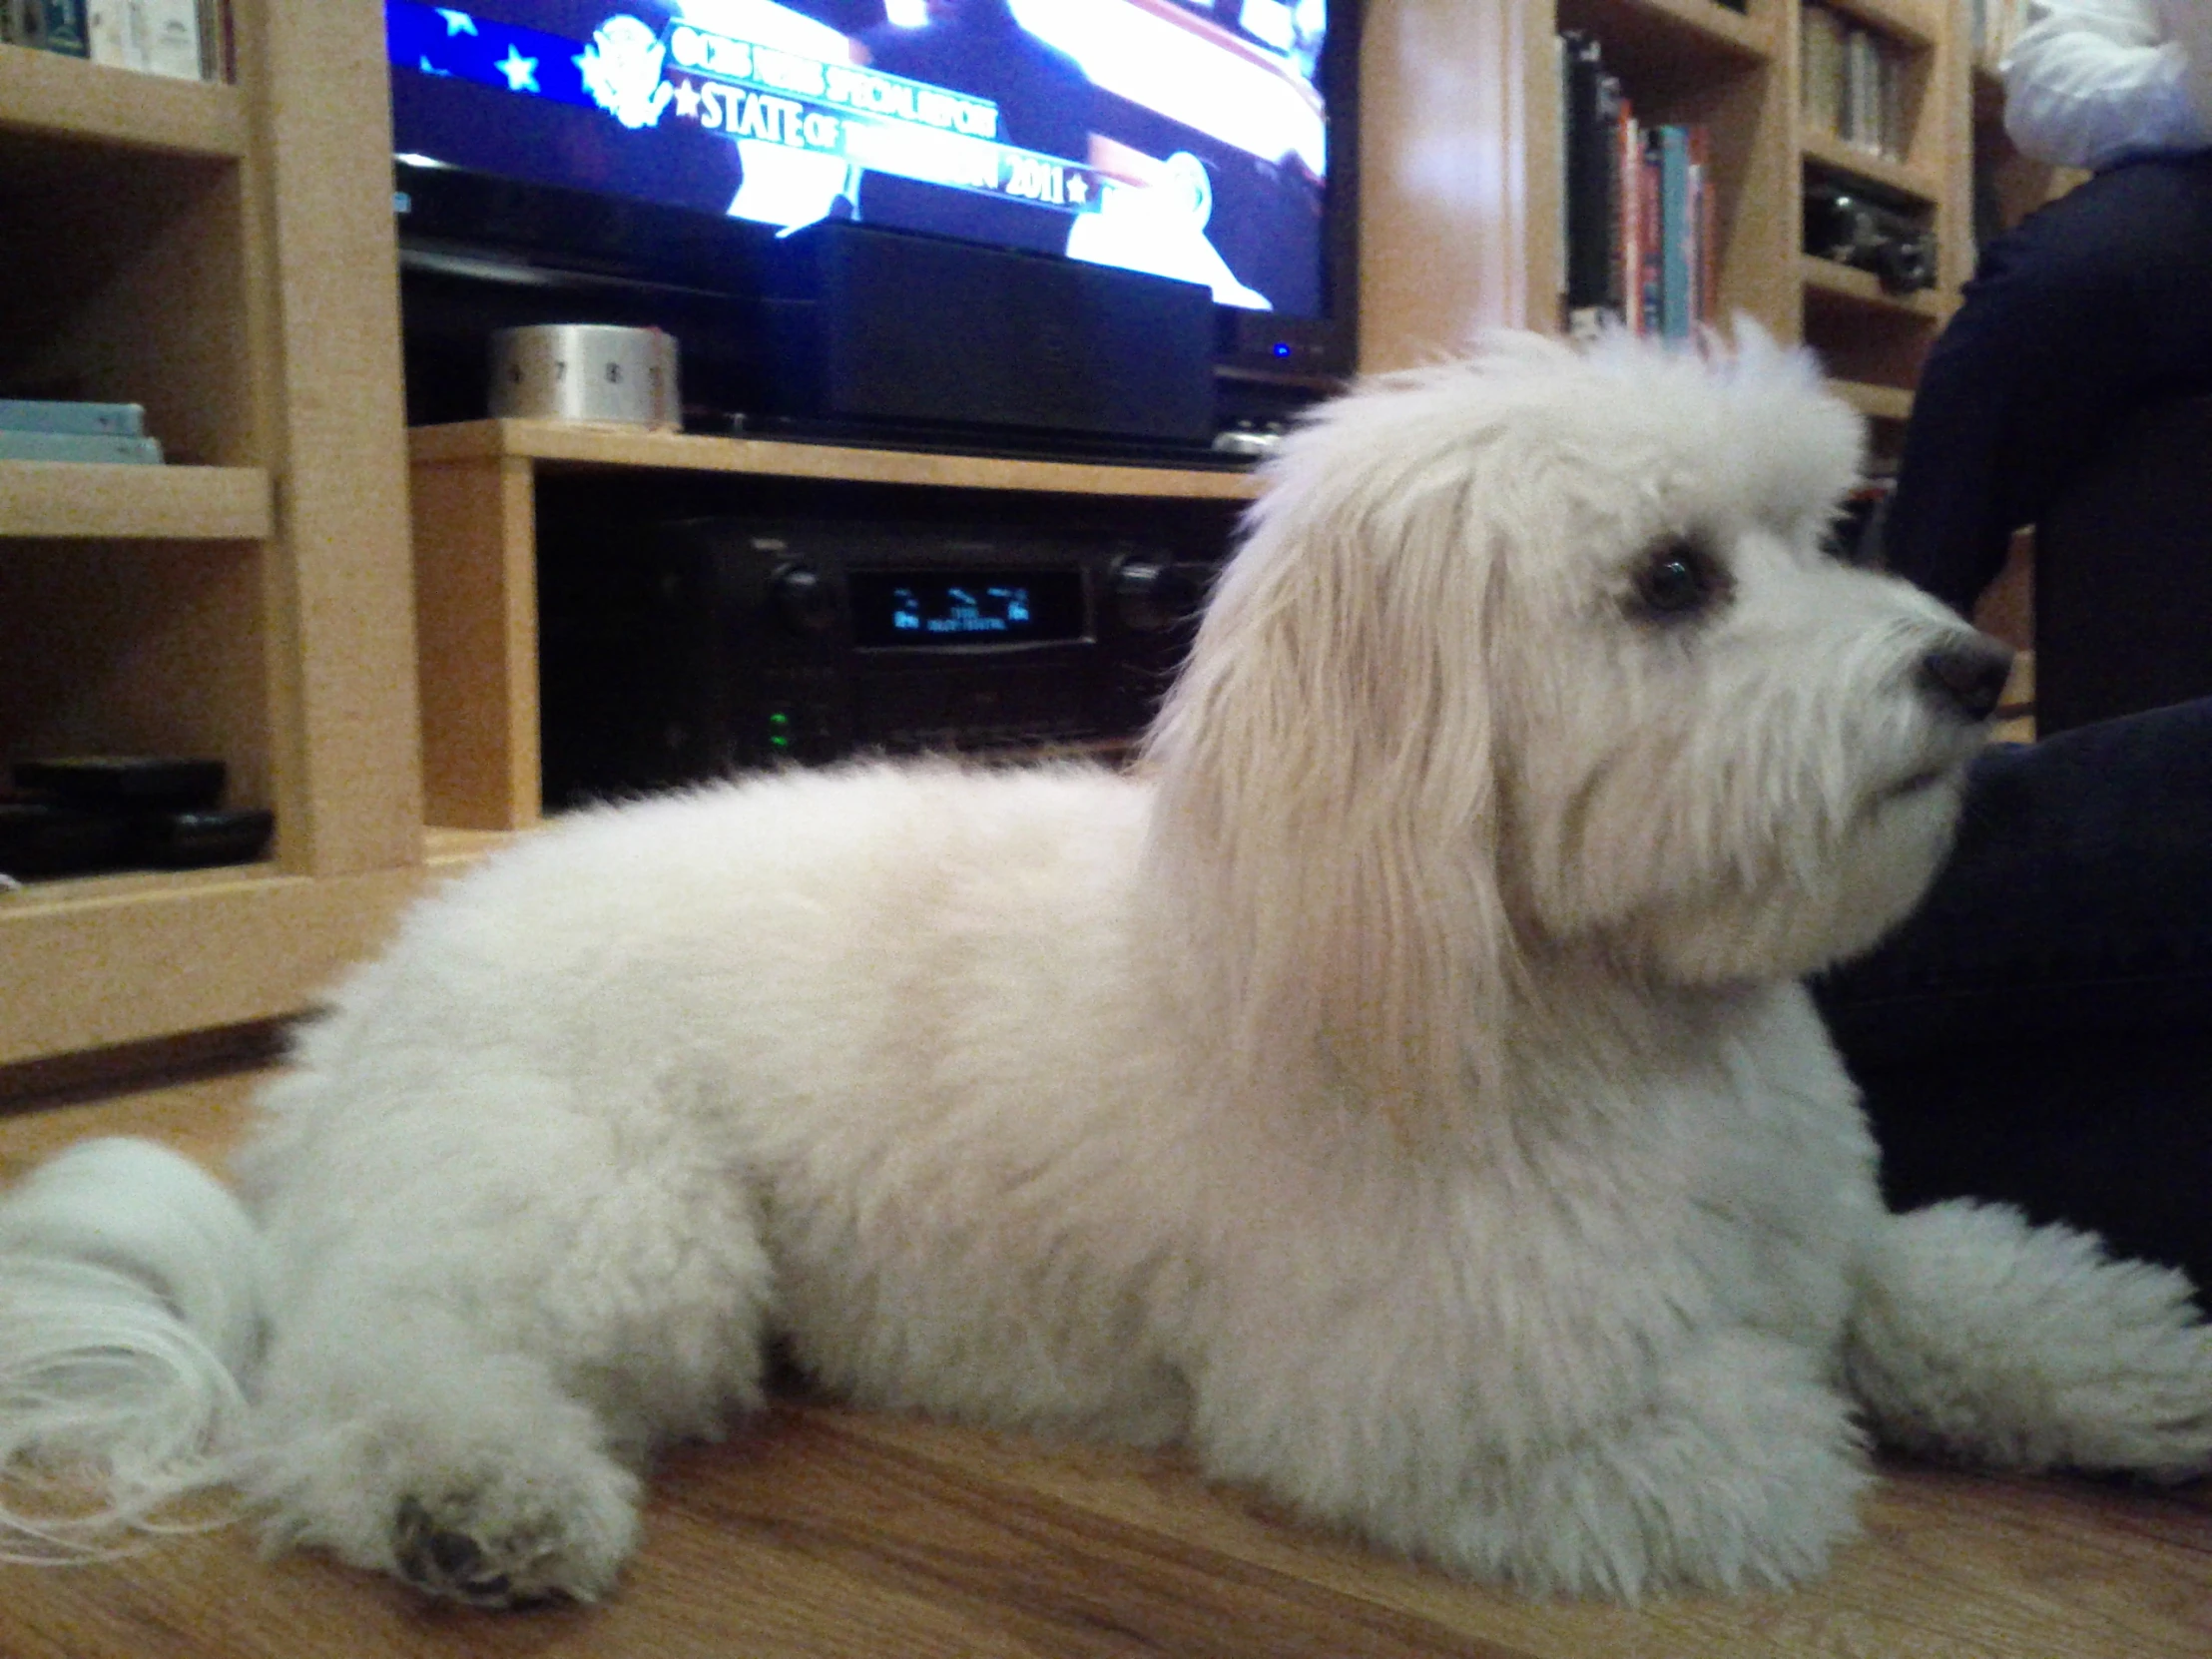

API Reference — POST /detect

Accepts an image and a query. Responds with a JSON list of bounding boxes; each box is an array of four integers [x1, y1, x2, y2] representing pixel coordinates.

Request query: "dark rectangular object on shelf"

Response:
[[762, 224, 1218, 446], [135, 807, 274, 868], [537, 514, 1221, 809], [0, 802, 133, 879], [1559, 31, 1616, 320], [12, 757, 225, 810]]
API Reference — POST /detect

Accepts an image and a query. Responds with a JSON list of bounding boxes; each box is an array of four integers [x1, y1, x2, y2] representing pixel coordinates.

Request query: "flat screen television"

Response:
[[384, 0, 1360, 444]]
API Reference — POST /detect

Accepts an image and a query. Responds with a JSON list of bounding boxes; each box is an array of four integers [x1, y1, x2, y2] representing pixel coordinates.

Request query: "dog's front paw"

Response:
[[1851, 1202, 2212, 1478], [246, 1353, 644, 1606], [387, 1458, 639, 1607], [1446, 1335, 1871, 1599]]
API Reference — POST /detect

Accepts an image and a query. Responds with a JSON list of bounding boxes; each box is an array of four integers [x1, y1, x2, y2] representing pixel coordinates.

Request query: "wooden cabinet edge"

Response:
[[0, 463, 273, 541], [0, 42, 247, 159]]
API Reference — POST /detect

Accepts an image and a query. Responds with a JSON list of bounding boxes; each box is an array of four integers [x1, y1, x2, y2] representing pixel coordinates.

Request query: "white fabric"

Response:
[[2001, 0, 2212, 169]]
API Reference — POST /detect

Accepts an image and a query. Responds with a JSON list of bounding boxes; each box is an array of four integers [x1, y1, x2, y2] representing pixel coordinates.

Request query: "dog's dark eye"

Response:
[[1630, 540, 1727, 621]]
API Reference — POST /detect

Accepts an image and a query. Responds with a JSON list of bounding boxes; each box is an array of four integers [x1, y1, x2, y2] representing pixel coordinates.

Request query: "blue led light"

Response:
[[1273, 342, 1292, 357]]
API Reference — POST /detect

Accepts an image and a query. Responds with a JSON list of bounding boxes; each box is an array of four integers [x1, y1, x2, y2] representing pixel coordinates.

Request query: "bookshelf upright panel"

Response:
[[0, 6, 429, 1067]]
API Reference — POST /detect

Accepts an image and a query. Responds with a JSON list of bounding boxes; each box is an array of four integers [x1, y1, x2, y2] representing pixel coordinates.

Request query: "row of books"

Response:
[[1558, 32, 1717, 341], [0, 398, 165, 464], [1, 0, 218, 81], [1801, 4, 1913, 164]]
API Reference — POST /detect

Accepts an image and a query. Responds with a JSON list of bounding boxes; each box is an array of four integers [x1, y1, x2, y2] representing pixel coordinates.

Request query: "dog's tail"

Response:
[[0, 1137, 264, 1561], [1846, 1200, 2212, 1478]]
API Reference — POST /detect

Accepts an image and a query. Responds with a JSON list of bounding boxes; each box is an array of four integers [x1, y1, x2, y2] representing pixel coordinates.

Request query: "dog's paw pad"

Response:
[[393, 1496, 534, 1607], [388, 1477, 632, 1608]]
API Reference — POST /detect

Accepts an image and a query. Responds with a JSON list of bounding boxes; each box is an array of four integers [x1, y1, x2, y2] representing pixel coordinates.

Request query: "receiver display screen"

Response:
[[849, 568, 1084, 646]]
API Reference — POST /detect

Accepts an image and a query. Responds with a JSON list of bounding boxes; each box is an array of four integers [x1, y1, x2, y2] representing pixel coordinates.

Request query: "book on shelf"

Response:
[[0, 397, 146, 436], [6, 0, 216, 77], [3, 0, 89, 54], [0, 429, 164, 463], [1560, 31, 1620, 335], [1557, 32, 1714, 343], [88, 0, 205, 79], [1801, 3, 1910, 164]]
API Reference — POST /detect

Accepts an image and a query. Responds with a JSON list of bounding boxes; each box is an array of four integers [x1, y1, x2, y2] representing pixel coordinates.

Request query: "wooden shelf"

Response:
[[1831, 378, 1915, 422], [0, 42, 246, 160], [1800, 255, 1949, 319], [1554, 0, 1777, 71], [408, 421, 1267, 502], [1800, 128, 1945, 204], [0, 462, 272, 540], [0, 860, 427, 1064], [1817, 0, 1940, 50]]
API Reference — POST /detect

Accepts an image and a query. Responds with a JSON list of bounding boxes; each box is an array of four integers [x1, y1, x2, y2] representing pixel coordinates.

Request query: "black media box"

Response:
[[762, 222, 1218, 446]]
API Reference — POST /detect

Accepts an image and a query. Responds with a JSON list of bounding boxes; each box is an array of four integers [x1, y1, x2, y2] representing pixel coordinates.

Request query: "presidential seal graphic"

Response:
[[577, 14, 675, 130]]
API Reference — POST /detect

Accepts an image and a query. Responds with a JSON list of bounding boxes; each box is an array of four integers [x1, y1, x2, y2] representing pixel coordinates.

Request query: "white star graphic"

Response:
[[435, 8, 476, 34], [496, 45, 539, 93], [1067, 173, 1089, 205], [671, 78, 702, 119]]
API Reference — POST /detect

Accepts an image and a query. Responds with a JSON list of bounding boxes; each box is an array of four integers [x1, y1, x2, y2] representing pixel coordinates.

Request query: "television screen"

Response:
[[386, 1, 1336, 321]]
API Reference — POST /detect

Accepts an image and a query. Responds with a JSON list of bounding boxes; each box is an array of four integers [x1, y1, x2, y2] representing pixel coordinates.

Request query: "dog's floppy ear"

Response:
[[1140, 362, 1526, 1121]]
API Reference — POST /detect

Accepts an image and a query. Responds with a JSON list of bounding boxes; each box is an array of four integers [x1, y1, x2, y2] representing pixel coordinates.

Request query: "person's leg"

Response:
[[1812, 700, 2212, 1288], [1879, 155, 2212, 615]]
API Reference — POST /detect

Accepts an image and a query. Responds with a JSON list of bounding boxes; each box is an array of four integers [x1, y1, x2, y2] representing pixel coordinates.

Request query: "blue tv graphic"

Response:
[[387, 3, 1105, 216], [387, 3, 598, 111]]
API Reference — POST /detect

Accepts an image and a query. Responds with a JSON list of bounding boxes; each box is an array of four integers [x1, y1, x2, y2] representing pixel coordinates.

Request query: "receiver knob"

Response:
[[1111, 558, 1209, 634], [769, 562, 837, 635]]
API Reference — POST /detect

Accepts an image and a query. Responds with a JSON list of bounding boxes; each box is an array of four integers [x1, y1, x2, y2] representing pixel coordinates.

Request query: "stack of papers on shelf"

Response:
[[0, 398, 165, 464]]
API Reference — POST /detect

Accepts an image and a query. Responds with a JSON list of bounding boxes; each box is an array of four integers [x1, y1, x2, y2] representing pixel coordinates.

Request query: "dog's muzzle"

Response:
[[1918, 639, 2015, 725]]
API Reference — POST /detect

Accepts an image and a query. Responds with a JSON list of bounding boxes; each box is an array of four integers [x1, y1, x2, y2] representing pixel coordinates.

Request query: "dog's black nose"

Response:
[[1919, 639, 2015, 723]]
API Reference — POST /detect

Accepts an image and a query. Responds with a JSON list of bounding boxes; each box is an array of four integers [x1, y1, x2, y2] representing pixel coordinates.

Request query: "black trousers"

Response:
[[1812, 701, 2212, 1291], [1881, 153, 2212, 615]]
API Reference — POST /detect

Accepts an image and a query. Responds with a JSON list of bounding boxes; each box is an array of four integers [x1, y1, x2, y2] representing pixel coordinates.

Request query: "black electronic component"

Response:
[[1804, 178, 1937, 295], [12, 756, 226, 811], [538, 519, 1222, 809]]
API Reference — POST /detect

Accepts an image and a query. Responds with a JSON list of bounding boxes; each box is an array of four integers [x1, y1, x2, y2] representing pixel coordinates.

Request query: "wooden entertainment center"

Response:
[[2, 0, 2016, 1067]]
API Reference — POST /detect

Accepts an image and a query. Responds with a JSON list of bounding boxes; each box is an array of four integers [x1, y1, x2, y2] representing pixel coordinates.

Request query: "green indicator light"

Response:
[[768, 713, 791, 728]]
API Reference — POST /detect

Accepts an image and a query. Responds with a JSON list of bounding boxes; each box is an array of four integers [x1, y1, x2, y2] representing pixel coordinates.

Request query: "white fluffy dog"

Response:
[[5, 327, 2211, 1605]]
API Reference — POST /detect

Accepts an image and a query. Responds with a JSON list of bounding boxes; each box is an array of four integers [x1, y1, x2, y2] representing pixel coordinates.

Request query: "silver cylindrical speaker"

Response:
[[488, 324, 681, 430]]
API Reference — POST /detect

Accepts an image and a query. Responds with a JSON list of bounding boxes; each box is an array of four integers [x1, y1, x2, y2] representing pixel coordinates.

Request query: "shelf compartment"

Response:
[[1555, 0, 1779, 71], [1799, 254, 1948, 318], [1815, 0, 1940, 50], [0, 463, 272, 540], [409, 426, 1259, 833], [1830, 377, 1914, 421], [0, 150, 257, 469], [0, 43, 245, 160], [0, 537, 274, 823], [1801, 128, 1943, 203]]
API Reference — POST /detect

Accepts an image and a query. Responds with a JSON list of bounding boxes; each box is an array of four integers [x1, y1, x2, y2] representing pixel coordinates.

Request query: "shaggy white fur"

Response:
[[4, 325, 2210, 1604]]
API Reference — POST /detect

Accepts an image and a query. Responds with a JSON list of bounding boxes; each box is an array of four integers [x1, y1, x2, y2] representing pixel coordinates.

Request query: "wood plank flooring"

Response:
[[2, 1062, 2208, 1658]]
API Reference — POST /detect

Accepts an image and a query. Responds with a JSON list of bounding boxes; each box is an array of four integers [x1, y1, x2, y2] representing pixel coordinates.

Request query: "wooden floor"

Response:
[[3, 1061, 2209, 1658]]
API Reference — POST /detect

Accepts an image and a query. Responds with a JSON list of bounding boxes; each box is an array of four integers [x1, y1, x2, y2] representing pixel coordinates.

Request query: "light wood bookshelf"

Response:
[[0, 8, 426, 1066], [1358, 0, 1978, 439]]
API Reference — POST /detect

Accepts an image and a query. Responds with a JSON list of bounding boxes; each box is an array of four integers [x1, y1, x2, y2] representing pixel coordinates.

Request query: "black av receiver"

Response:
[[539, 520, 1221, 808]]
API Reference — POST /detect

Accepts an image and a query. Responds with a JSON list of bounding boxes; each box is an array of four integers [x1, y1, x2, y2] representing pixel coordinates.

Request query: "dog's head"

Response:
[[1142, 325, 2008, 1108]]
